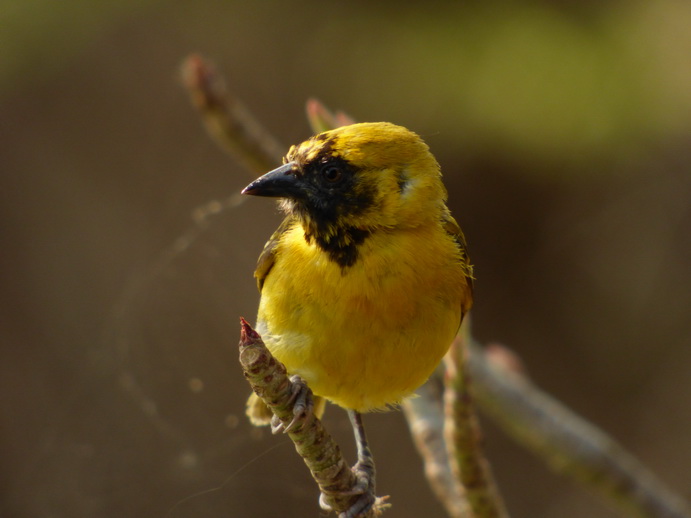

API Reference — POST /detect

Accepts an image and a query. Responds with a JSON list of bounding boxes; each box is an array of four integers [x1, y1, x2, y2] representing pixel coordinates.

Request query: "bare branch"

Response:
[[402, 372, 473, 518], [238, 319, 390, 517], [181, 54, 284, 172], [468, 341, 691, 518], [445, 335, 510, 518]]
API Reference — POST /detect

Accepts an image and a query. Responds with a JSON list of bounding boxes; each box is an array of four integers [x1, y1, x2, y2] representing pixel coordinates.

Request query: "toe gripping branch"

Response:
[[238, 318, 390, 517]]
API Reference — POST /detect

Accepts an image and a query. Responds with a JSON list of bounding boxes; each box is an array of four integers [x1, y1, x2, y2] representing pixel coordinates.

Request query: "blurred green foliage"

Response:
[[1, 0, 162, 96], [5, 0, 688, 174]]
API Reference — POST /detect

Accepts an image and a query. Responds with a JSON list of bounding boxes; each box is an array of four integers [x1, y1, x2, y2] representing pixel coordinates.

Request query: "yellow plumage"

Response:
[[244, 122, 473, 414]]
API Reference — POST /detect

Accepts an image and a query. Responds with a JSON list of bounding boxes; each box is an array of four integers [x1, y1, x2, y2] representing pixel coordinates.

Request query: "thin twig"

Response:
[[180, 54, 284, 172], [238, 319, 390, 517], [402, 371, 472, 518], [306, 98, 355, 133], [469, 340, 691, 518], [445, 335, 510, 518]]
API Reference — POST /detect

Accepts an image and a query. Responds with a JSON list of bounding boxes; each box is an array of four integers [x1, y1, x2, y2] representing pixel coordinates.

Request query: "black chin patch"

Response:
[[305, 226, 371, 268], [290, 140, 377, 268]]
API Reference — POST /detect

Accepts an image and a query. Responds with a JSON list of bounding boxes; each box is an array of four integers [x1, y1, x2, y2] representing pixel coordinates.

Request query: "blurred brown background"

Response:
[[1, 1, 690, 517]]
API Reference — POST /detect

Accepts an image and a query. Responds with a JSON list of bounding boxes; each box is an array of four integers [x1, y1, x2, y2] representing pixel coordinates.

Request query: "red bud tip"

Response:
[[335, 110, 355, 126], [181, 54, 205, 90], [181, 53, 224, 111], [306, 98, 322, 117], [485, 343, 526, 375], [239, 317, 260, 344]]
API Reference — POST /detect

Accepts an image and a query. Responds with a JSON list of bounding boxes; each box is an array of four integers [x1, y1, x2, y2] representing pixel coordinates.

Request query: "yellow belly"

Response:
[[256, 224, 468, 411]]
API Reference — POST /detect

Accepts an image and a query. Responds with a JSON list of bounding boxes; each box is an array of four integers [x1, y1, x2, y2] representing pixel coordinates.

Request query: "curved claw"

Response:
[[339, 492, 377, 518], [319, 460, 380, 516], [320, 490, 390, 518], [319, 489, 376, 517], [271, 375, 313, 434], [270, 414, 285, 434], [319, 491, 334, 512], [351, 458, 375, 493]]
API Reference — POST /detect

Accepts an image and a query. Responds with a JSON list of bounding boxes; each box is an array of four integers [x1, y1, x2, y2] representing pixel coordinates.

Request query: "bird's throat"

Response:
[[303, 224, 371, 269]]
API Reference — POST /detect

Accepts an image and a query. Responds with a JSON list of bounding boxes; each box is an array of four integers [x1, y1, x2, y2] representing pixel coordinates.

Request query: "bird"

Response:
[[241, 122, 473, 516]]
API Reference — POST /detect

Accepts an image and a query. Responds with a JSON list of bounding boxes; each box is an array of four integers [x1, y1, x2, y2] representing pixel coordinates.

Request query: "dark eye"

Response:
[[321, 164, 343, 183]]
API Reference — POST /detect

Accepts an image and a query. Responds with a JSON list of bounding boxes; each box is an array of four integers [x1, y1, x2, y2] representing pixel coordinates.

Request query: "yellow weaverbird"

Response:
[[242, 122, 473, 515]]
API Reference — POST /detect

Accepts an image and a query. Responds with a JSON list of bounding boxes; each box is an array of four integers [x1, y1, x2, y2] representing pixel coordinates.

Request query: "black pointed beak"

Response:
[[242, 162, 303, 198]]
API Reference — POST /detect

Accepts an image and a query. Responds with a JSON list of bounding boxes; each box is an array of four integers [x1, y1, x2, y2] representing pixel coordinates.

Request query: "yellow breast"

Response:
[[256, 223, 469, 411]]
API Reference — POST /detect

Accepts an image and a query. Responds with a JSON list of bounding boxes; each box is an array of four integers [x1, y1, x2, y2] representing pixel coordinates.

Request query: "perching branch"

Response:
[[444, 334, 509, 518], [183, 53, 691, 518], [238, 319, 390, 517]]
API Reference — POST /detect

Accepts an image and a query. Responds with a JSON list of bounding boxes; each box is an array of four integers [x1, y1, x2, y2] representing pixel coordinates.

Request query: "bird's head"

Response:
[[242, 122, 448, 238]]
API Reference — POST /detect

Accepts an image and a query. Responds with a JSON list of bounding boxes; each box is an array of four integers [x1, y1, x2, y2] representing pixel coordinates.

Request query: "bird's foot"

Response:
[[270, 375, 313, 434], [319, 461, 390, 518], [348, 456, 376, 495]]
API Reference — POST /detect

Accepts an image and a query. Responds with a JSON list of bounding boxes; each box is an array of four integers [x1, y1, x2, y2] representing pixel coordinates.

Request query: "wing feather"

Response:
[[442, 209, 474, 316], [254, 216, 296, 291]]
